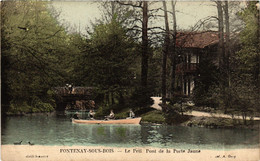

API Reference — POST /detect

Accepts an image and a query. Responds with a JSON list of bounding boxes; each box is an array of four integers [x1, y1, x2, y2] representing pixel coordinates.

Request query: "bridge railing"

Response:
[[53, 87, 95, 96]]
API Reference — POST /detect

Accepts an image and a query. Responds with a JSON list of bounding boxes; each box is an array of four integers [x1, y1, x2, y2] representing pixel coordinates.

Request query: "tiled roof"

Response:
[[175, 31, 219, 48]]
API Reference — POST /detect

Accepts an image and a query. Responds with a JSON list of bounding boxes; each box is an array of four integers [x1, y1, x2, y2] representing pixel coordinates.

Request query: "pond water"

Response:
[[1, 114, 259, 149]]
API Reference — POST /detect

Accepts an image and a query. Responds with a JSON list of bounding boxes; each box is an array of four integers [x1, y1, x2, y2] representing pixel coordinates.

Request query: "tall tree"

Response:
[[256, 2, 260, 87], [84, 19, 137, 107], [223, 1, 232, 113], [216, 1, 225, 68], [170, 0, 177, 97], [161, 1, 170, 108], [216, 1, 229, 113], [224, 1, 230, 85], [115, 1, 150, 88], [113, 1, 156, 108], [141, 1, 149, 87], [99, 1, 136, 28]]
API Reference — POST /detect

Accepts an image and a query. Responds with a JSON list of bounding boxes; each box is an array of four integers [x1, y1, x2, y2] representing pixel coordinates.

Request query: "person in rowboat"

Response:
[[126, 109, 135, 119], [88, 109, 95, 119], [73, 112, 79, 119], [129, 109, 135, 118], [105, 110, 115, 120]]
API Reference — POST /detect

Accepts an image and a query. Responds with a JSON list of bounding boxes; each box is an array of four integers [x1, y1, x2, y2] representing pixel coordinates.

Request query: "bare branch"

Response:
[[38, 28, 63, 40], [115, 1, 143, 9], [148, 26, 166, 31], [191, 16, 219, 31]]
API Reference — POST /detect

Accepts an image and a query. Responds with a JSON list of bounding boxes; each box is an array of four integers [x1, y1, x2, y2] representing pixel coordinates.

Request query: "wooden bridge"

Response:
[[53, 87, 96, 111], [53, 87, 95, 96]]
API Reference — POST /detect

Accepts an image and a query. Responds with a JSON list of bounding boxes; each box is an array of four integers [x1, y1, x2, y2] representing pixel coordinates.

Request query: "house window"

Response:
[[183, 78, 187, 95], [188, 54, 191, 64], [196, 54, 200, 63], [188, 78, 191, 95], [191, 53, 197, 63], [191, 80, 195, 93]]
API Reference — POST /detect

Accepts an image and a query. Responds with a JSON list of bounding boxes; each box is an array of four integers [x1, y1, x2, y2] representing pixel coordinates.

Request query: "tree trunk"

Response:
[[170, 0, 177, 98], [162, 1, 170, 108], [104, 93, 108, 106], [111, 92, 115, 105], [257, 3, 260, 110], [111, 1, 115, 16], [224, 1, 230, 86], [256, 4, 260, 87], [119, 92, 125, 105], [217, 2, 227, 113], [224, 1, 231, 112], [141, 1, 149, 87], [217, 2, 225, 68]]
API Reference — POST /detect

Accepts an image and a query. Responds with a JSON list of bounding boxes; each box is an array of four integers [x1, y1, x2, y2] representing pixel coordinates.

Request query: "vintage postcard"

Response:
[[1, 0, 259, 161]]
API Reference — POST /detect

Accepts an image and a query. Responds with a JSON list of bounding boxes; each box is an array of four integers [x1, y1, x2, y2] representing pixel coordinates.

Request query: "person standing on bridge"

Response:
[[90, 100, 95, 108]]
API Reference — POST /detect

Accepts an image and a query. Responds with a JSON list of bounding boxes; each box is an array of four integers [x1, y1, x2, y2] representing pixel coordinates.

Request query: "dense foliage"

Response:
[[1, 1, 77, 114], [229, 1, 260, 120]]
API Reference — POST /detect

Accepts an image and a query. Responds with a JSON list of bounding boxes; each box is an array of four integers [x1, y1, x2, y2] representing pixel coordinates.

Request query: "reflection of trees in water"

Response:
[[1, 116, 9, 134], [144, 126, 259, 147], [156, 126, 173, 146], [91, 125, 110, 143], [140, 125, 157, 145], [186, 128, 254, 146], [97, 126, 106, 136], [81, 125, 142, 145], [140, 125, 192, 146], [241, 131, 259, 146], [115, 127, 127, 137], [69, 124, 259, 147], [217, 129, 259, 146], [154, 126, 192, 145], [110, 126, 142, 144]]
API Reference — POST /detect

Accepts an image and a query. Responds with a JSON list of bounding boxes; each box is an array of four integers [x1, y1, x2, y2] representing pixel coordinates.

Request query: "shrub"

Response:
[[141, 110, 165, 124], [8, 101, 31, 114], [130, 87, 154, 108]]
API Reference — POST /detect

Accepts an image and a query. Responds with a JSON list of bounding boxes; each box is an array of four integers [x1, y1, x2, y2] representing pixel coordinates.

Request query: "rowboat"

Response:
[[72, 117, 142, 125]]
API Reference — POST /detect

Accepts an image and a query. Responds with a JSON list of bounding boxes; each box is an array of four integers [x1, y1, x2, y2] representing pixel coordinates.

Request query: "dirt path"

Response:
[[185, 110, 260, 120], [151, 97, 162, 110], [151, 97, 260, 121]]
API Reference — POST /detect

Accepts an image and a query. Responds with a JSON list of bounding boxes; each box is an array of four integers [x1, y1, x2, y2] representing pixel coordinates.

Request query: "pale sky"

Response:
[[51, 1, 240, 35]]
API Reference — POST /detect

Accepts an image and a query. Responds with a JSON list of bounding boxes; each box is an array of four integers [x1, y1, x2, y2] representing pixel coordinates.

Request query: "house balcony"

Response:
[[175, 63, 198, 74]]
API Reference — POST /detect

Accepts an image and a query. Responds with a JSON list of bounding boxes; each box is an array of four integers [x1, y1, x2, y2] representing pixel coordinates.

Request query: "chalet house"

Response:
[[174, 31, 220, 96]]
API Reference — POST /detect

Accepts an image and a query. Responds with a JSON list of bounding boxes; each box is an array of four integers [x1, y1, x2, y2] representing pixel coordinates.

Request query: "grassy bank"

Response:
[[140, 110, 165, 124], [114, 107, 189, 125], [114, 106, 260, 128]]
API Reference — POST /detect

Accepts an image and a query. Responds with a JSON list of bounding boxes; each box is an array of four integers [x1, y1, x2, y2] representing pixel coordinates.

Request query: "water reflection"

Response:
[[69, 124, 142, 146], [1, 115, 259, 149]]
